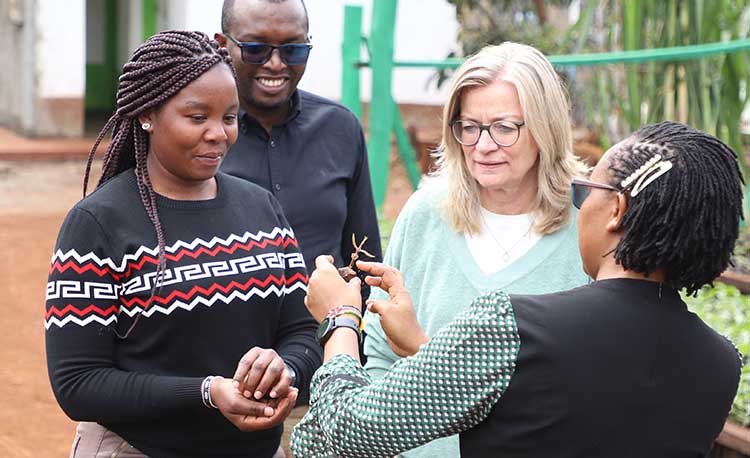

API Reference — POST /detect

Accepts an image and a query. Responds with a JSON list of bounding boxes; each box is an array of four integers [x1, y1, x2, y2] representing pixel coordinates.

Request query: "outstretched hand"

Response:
[[357, 261, 429, 357], [304, 255, 363, 323]]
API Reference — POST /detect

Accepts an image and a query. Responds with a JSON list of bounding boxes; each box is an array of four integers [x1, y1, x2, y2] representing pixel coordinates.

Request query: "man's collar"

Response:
[[239, 90, 303, 130], [288, 90, 302, 120]]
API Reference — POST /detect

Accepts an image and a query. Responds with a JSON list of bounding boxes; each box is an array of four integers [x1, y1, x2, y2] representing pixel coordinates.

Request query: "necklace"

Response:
[[480, 211, 532, 263]]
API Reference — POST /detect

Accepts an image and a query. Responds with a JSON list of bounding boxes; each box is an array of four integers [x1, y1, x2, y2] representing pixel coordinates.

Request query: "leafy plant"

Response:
[[577, 0, 750, 155], [442, 0, 750, 158], [683, 283, 750, 427], [730, 228, 750, 275]]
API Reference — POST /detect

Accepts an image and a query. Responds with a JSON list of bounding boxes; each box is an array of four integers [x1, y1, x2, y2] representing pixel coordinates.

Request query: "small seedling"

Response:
[[338, 234, 375, 281]]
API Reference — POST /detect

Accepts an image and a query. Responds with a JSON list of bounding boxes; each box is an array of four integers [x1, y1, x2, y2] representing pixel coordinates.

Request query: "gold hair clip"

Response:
[[620, 153, 673, 197]]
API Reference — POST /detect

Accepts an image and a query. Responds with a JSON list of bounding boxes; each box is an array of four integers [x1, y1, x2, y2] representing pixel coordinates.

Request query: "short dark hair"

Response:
[[606, 121, 744, 295], [221, 0, 309, 34]]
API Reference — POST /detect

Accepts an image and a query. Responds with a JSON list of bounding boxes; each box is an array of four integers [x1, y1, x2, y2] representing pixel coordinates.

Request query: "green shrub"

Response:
[[730, 229, 750, 275], [377, 208, 395, 253], [683, 283, 750, 426]]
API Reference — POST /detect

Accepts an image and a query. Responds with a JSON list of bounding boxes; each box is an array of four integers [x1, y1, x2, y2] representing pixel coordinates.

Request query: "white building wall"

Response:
[[17, 0, 457, 136], [35, 0, 86, 136], [179, 0, 459, 105], [37, 0, 85, 98], [0, 0, 36, 133]]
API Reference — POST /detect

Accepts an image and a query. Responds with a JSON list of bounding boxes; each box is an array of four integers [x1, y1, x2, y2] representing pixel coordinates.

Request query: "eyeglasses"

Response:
[[450, 119, 526, 147], [571, 178, 620, 209], [225, 34, 312, 65]]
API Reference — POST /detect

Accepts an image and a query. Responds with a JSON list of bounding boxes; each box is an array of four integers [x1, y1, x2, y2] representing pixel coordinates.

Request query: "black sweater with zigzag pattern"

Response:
[[45, 170, 321, 458]]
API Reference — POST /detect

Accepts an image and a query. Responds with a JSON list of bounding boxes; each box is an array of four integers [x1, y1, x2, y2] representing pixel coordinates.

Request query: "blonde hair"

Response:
[[426, 42, 587, 235]]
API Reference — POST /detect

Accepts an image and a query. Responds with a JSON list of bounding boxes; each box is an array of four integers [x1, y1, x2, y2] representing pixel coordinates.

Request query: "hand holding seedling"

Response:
[[306, 255, 363, 323]]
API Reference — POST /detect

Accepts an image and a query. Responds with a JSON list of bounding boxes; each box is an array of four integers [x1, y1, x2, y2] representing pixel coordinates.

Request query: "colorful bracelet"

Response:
[[326, 305, 362, 319], [326, 305, 364, 331]]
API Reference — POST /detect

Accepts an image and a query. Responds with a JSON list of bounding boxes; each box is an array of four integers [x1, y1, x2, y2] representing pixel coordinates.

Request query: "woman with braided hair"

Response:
[[45, 30, 321, 457], [295, 121, 743, 458]]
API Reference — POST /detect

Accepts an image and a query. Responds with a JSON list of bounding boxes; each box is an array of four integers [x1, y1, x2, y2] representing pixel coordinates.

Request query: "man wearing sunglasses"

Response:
[[217, 3, 381, 291], [215, 0, 382, 427], [216, 0, 381, 275]]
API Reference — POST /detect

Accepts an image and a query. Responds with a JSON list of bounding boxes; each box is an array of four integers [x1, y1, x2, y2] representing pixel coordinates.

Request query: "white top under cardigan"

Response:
[[465, 208, 542, 274]]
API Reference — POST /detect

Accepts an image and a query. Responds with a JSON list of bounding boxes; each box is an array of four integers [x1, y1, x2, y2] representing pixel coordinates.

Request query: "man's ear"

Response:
[[215, 33, 227, 48], [605, 192, 628, 233]]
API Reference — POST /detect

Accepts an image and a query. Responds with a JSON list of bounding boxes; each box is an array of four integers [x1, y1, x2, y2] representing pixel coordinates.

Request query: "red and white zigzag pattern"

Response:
[[49, 227, 298, 281], [47, 252, 305, 299], [45, 228, 307, 329]]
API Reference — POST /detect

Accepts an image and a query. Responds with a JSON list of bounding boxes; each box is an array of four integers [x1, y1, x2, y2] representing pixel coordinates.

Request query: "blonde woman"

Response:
[[363, 42, 589, 458]]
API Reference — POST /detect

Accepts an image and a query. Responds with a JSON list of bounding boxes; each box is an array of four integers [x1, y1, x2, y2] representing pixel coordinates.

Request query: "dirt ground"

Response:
[[0, 160, 94, 457], [0, 155, 413, 457]]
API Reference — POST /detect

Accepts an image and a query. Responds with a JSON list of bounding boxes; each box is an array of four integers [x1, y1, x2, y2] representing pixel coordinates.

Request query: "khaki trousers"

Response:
[[69, 422, 146, 458], [69, 421, 286, 457]]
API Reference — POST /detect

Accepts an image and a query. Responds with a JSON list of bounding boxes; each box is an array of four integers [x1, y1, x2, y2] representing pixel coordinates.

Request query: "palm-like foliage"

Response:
[[444, 0, 750, 159]]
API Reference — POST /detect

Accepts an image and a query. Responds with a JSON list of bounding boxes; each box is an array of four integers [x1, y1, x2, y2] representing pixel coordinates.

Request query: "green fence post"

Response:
[[341, 5, 363, 119], [143, 0, 157, 40], [622, 0, 642, 129], [368, 0, 398, 206], [85, 0, 118, 112], [393, 104, 421, 188]]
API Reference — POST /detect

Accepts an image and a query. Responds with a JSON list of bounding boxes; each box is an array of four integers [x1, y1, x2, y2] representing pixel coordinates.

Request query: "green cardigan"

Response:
[[363, 185, 590, 458]]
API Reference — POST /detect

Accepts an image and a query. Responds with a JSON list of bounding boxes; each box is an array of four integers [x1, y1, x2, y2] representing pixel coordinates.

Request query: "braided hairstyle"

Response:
[[83, 30, 234, 337], [606, 121, 744, 295]]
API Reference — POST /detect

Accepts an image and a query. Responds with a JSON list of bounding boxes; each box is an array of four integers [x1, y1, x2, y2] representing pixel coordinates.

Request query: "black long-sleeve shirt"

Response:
[[220, 89, 383, 293], [45, 170, 322, 458]]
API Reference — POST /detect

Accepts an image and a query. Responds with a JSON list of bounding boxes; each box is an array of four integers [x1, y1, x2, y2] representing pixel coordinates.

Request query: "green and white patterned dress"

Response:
[[290, 291, 521, 458]]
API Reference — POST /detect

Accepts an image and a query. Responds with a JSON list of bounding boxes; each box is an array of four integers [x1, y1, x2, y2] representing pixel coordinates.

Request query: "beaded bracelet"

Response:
[[326, 305, 362, 318], [201, 376, 221, 409], [326, 305, 364, 331]]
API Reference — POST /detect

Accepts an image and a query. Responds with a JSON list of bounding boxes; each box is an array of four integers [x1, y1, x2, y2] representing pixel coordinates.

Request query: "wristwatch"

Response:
[[284, 362, 297, 388], [316, 315, 361, 346]]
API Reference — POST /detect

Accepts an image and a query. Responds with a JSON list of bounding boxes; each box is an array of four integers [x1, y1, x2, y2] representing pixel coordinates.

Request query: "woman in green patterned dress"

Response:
[[289, 122, 744, 458]]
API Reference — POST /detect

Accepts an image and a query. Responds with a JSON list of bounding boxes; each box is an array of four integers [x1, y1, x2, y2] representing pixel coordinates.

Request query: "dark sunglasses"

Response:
[[571, 178, 620, 209], [225, 34, 312, 65]]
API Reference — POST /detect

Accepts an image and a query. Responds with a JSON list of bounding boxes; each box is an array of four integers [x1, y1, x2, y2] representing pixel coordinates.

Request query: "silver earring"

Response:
[[141, 122, 151, 130]]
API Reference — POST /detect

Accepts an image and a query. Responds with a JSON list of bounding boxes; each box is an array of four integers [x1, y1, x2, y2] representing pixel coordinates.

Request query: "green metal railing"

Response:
[[341, 1, 750, 207], [388, 39, 750, 68]]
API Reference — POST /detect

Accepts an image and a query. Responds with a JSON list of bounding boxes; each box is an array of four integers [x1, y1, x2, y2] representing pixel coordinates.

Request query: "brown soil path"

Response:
[[0, 160, 95, 457]]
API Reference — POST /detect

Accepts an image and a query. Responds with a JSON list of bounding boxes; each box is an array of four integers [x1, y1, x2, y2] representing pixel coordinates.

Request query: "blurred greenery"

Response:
[[446, 0, 577, 56], [441, 0, 750, 156], [730, 229, 750, 274], [377, 207, 396, 253], [683, 283, 750, 427], [435, 0, 580, 87]]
